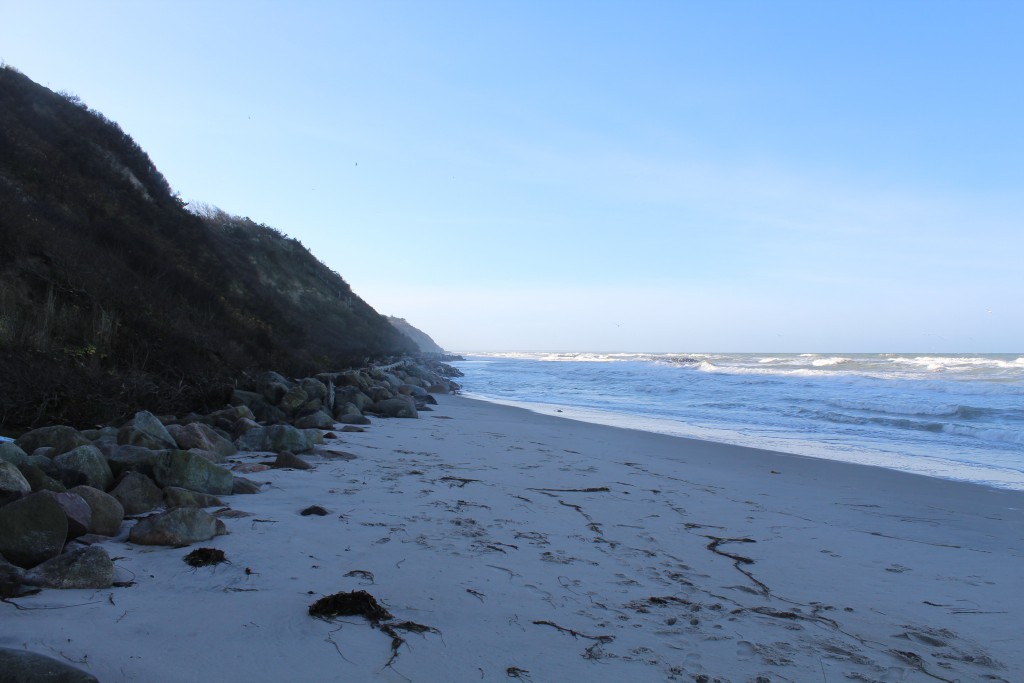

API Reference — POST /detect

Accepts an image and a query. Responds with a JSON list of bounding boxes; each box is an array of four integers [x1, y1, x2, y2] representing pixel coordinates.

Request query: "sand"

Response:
[[4, 395, 1022, 682]]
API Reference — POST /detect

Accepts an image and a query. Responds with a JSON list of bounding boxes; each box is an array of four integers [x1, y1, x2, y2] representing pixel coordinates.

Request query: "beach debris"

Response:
[[528, 486, 610, 493], [531, 619, 614, 644], [343, 569, 375, 584], [309, 589, 393, 621], [183, 547, 227, 568], [300, 505, 329, 516], [439, 476, 479, 487], [704, 535, 769, 595], [506, 665, 530, 678], [265, 450, 312, 470]]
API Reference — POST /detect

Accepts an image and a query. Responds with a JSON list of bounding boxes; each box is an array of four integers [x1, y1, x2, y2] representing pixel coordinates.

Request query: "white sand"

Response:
[[5, 395, 1022, 682]]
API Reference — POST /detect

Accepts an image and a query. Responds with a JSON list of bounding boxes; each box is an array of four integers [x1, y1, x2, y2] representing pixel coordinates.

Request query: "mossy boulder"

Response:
[[52, 445, 114, 491], [152, 450, 233, 495], [0, 492, 68, 568], [15, 425, 91, 457]]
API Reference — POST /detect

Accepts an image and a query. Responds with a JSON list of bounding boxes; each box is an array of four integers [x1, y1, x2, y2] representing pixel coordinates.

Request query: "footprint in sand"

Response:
[[736, 640, 755, 660]]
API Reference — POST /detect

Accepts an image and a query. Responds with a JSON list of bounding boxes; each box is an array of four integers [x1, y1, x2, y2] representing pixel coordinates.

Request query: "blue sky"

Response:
[[3, 1, 1021, 352]]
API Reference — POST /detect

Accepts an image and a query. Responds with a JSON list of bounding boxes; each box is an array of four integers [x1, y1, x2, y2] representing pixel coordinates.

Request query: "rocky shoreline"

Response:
[[0, 357, 462, 681]]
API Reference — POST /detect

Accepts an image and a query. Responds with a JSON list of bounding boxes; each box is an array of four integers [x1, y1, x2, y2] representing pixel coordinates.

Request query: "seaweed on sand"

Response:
[[184, 548, 228, 568], [309, 590, 393, 622]]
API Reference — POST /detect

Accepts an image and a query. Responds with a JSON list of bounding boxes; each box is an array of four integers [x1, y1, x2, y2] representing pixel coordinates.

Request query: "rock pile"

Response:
[[0, 358, 461, 600]]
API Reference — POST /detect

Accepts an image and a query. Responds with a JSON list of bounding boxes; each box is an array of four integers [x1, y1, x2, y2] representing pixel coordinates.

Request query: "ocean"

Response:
[[452, 352, 1024, 491]]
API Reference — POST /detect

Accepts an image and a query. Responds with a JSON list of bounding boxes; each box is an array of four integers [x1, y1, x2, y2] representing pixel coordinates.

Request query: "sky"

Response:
[[2, 1, 1022, 352]]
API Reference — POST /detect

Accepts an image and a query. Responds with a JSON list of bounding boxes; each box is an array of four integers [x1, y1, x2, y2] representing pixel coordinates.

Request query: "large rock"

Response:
[[106, 444, 162, 477], [0, 460, 31, 505], [229, 389, 264, 409], [68, 486, 124, 536], [109, 471, 164, 515], [0, 492, 68, 568], [24, 545, 114, 589], [15, 426, 91, 457], [42, 491, 91, 540], [52, 445, 114, 491], [15, 463, 66, 493], [299, 377, 328, 403], [153, 450, 234, 495], [128, 507, 219, 546], [332, 401, 364, 420], [117, 410, 177, 450], [371, 397, 419, 418], [205, 404, 256, 424], [278, 385, 309, 414], [165, 423, 237, 458], [0, 648, 99, 682], [339, 414, 371, 425], [235, 424, 322, 454], [232, 476, 262, 494], [0, 554, 26, 598], [163, 486, 223, 508], [293, 410, 335, 430], [270, 451, 312, 470], [0, 442, 29, 467]]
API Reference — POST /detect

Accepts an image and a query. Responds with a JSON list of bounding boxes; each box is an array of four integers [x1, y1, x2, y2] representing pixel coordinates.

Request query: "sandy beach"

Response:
[[5, 395, 1022, 682]]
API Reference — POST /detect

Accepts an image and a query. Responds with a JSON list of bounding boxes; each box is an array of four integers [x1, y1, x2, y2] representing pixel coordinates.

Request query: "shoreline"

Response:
[[458, 392, 1024, 493], [6, 394, 1022, 681]]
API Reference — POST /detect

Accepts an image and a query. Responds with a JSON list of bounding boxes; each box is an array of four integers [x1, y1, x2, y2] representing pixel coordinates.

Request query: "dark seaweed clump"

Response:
[[309, 590, 393, 622]]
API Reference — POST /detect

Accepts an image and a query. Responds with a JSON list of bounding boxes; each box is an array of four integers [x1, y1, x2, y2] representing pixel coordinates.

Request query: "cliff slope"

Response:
[[0, 66, 415, 430]]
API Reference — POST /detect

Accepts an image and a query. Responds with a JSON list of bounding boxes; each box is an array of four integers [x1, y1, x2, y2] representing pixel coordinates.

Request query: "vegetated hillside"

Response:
[[386, 316, 446, 354], [0, 66, 416, 431]]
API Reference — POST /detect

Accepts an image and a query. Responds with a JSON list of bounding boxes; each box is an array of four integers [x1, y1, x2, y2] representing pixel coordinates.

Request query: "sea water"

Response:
[[452, 353, 1024, 490]]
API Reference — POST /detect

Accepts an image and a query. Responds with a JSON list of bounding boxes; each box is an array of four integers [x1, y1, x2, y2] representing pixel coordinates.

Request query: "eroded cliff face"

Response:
[[386, 316, 446, 354], [0, 66, 415, 429]]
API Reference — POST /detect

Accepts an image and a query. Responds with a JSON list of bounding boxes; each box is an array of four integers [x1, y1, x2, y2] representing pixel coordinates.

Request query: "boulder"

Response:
[[293, 410, 335, 430], [41, 491, 91, 540], [153, 451, 234, 495], [270, 451, 312, 470], [109, 471, 164, 515], [117, 410, 177, 450], [0, 460, 31, 505], [368, 385, 394, 402], [68, 486, 124, 536], [186, 448, 227, 464], [278, 386, 309, 414], [427, 383, 451, 394], [166, 423, 237, 458], [0, 553, 26, 597], [332, 401, 363, 419], [0, 492, 68, 568], [251, 403, 287, 424], [235, 424, 322, 454], [232, 476, 263, 494], [0, 647, 99, 682], [52, 445, 114, 491], [163, 486, 223, 508], [300, 377, 328, 402], [229, 388, 264, 408], [231, 417, 261, 438], [339, 414, 372, 425], [0, 442, 29, 467], [399, 384, 428, 397], [205, 404, 256, 424], [15, 426, 92, 457], [106, 444, 162, 477], [15, 463, 66, 493], [128, 507, 219, 546], [24, 545, 114, 589], [371, 398, 419, 419]]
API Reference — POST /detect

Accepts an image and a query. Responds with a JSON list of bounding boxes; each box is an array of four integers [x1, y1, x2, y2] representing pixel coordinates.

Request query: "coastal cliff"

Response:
[[0, 67, 419, 430]]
